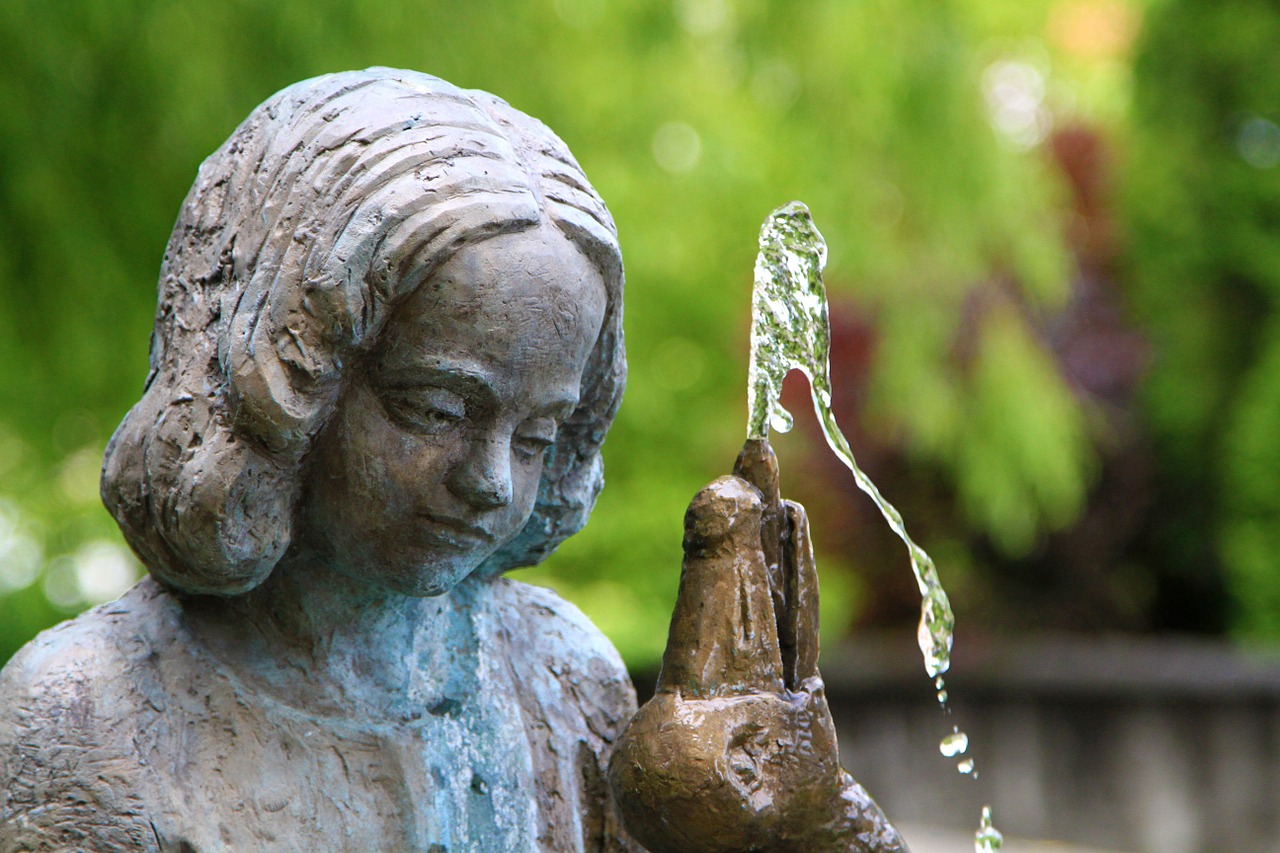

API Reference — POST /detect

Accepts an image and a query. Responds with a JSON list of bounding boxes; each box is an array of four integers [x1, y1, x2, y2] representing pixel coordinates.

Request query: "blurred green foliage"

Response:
[[1124, 0, 1280, 638], [0, 0, 1176, 669]]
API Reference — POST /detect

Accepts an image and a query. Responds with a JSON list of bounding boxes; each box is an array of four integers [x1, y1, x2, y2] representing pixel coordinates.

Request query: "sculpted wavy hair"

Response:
[[101, 68, 625, 596]]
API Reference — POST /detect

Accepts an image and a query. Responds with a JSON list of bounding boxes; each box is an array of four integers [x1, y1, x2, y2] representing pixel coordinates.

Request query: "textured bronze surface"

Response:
[[610, 439, 909, 852]]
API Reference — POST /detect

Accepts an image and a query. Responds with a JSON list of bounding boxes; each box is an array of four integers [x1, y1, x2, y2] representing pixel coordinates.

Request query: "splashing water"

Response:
[[975, 806, 1004, 851], [746, 200, 955, 679], [748, 200, 1000, 849]]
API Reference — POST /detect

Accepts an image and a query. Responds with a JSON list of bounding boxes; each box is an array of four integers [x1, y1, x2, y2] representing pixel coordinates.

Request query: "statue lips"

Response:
[[416, 513, 497, 550]]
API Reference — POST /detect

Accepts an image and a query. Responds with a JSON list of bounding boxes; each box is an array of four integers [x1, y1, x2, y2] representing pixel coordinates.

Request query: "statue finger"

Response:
[[782, 499, 821, 688], [733, 438, 792, 679], [655, 475, 786, 699]]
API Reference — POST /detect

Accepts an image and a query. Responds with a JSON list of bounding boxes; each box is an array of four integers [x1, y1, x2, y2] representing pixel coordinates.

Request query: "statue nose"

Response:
[[447, 437, 514, 510]]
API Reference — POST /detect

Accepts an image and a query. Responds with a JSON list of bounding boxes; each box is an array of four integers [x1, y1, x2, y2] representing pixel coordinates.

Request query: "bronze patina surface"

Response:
[[610, 440, 908, 852]]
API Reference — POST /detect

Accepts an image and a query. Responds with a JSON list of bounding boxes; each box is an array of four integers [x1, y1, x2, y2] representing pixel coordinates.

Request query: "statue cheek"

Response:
[[330, 394, 454, 503]]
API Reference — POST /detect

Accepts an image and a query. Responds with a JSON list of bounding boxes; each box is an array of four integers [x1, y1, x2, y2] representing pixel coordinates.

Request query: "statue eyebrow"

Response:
[[377, 360, 500, 406], [376, 357, 583, 418]]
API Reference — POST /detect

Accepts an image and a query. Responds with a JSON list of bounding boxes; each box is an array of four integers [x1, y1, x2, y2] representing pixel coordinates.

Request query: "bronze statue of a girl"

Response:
[[0, 69, 906, 852]]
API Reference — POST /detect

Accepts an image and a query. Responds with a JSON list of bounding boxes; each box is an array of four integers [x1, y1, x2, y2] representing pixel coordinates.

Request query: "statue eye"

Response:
[[382, 386, 468, 435], [513, 417, 558, 461]]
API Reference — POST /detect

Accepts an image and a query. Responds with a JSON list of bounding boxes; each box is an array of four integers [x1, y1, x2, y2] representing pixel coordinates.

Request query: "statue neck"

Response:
[[248, 554, 423, 653], [182, 554, 485, 718]]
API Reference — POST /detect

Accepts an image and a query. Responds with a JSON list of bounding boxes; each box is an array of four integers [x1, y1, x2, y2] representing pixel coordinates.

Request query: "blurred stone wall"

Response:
[[826, 635, 1280, 853]]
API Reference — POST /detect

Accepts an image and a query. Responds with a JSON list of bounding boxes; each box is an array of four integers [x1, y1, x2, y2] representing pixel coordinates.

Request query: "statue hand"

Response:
[[608, 441, 909, 853]]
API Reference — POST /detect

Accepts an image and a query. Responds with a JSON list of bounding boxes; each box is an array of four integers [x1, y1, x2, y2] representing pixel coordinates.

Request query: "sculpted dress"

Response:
[[0, 576, 641, 852]]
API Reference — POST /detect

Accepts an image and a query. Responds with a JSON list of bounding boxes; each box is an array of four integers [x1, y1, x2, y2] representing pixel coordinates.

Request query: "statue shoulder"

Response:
[[0, 577, 175, 716], [490, 579, 634, 689], [0, 578, 175, 852], [485, 579, 646, 853], [486, 578, 638, 733]]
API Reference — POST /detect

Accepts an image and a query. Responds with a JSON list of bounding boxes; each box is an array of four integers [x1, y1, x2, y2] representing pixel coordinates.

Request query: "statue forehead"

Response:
[[379, 228, 608, 369], [424, 227, 604, 299]]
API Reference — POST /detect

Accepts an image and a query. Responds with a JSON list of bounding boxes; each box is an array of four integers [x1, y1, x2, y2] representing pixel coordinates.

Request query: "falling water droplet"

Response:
[[958, 758, 975, 775], [940, 728, 969, 757], [768, 409, 794, 433], [974, 806, 1004, 852], [746, 201, 955, 679], [934, 675, 948, 706]]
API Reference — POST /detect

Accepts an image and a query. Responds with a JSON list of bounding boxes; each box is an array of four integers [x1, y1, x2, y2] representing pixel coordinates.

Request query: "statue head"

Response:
[[101, 68, 625, 596]]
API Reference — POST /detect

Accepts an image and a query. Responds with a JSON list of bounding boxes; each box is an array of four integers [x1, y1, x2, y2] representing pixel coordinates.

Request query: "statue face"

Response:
[[296, 225, 607, 596]]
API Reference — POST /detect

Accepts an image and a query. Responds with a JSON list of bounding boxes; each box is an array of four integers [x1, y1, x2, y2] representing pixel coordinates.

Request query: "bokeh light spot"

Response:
[[0, 501, 42, 592], [43, 556, 83, 611], [982, 59, 1052, 150], [73, 540, 141, 604], [1238, 116, 1280, 170], [751, 60, 800, 111], [1047, 0, 1140, 62], [58, 445, 105, 505], [652, 122, 702, 174], [676, 0, 730, 38]]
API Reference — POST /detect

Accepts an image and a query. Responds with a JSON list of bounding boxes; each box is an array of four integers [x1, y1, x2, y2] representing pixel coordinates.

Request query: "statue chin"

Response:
[[306, 531, 496, 600]]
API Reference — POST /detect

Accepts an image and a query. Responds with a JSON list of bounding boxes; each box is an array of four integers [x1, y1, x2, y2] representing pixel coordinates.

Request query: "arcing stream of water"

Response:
[[747, 201, 1003, 852]]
